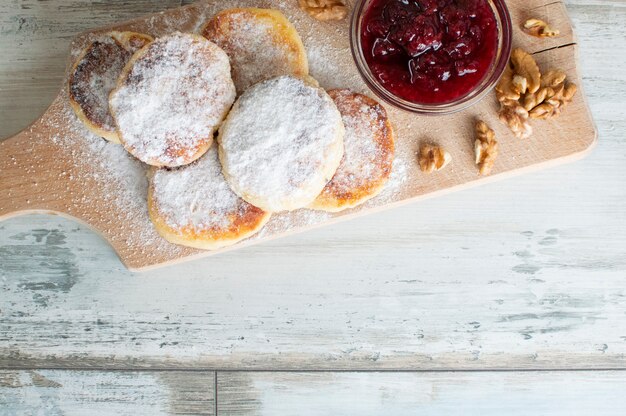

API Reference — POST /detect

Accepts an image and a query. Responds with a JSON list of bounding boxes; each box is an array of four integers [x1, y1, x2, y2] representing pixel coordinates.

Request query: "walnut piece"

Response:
[[529, 102, 555, 119], [512, 75, 528, 95], [496, 65, 520, 102], [474, 120, 499, 176], [299, 0, 348, 21], [523, 86, 550, 111], [510, 48, 541, 94], [528, 81, 577, 119], [499, 102, 533, 139], [541, 69, 567, 88], [496, 49, 541, 102], [418, 144, 451, 174], [523, 18, 560, 38]]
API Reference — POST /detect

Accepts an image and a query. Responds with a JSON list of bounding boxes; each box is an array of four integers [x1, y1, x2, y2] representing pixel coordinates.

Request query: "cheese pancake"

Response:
[[310, 89, 395, 212], [148, 146, 270, 250], [69, 31, 152, 143], [202, 8, 309, 94]]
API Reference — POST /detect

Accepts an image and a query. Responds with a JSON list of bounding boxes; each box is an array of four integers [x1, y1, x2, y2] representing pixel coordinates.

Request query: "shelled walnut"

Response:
[[418, 143, 451, 173], [499, 102, 533, 140], [523, 18, 560, 38], [495, 48, 577, 138], [510, 48, 541, 94], [299, 0, 348, 21], [526, 82, 578, 120], [474, 120, 499, 176]]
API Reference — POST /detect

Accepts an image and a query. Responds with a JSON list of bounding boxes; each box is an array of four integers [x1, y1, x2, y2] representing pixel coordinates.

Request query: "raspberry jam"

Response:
[[361, 0, 498, 104]]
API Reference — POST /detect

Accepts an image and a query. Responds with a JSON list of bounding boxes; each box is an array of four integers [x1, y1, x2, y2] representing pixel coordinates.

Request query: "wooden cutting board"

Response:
[[0, 0, 596, 271]]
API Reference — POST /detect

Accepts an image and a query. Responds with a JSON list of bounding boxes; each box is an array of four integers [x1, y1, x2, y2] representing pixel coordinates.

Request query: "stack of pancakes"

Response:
[[69, 8, 395, 250]]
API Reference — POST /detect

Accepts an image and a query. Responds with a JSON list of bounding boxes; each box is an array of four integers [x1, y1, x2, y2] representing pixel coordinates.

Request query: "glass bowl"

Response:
[[350, 0, 513, 115]]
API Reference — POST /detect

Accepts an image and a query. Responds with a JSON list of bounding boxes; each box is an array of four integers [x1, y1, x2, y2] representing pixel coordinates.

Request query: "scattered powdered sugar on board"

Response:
[[256, 209, 331, 238], [305, 40, 363, 92], [47, 95, 188, 259], [219, 76, 344, 211], [152, 147, 256, 232], [363, 155, 409, 207], [109, 32, 236, 167], [73, 133, 147, 203], [50, 105, 147, 223]]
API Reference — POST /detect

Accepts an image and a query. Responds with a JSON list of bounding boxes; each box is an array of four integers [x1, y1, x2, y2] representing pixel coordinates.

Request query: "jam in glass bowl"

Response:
[[351, 0, 512, 114]]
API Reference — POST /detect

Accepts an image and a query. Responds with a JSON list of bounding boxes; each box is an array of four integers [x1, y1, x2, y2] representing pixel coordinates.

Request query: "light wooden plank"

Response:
[[1, 199, 625, 370], [0, 370, 215, 416], [0, 0, 625, 370], [217, 371, 626, 416]]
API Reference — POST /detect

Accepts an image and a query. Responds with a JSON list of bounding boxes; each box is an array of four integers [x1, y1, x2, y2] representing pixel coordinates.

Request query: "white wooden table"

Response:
[[1, 0, 625, 414]]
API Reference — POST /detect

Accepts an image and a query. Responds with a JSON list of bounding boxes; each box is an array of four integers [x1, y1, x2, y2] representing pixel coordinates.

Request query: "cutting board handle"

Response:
[[0, 93, 71, 220]]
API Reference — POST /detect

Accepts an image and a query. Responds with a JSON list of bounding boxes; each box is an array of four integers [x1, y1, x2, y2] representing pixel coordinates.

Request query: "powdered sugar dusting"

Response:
[[322, 90, 394, 195], [50, 104, 147, 224], [32, 1, 413, 268], [306, 41, 362, 92], [109, 32, 236, 167], [47, 95, 189, 261], [364, 155, 409, 207], [69, 133, 148, 204], [204, 9, 307, 94], [69, 36, 133, 133], [256, 209, 331, 238], [340, 112, 379, 183], [219, 76, 344, 212], [152, 147, 254, 232]]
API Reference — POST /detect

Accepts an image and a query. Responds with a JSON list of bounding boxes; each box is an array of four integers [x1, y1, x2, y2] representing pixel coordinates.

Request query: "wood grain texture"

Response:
[[217, 371, 626, 416], [0, 0, 625, 372], [0, 370, 215, 416], [1, 212, 625, 370], [0, 0, 596, 270]]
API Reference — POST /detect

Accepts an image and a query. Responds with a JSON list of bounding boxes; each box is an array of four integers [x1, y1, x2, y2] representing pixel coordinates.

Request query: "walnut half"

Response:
[[299, 0, 348, 21], [495, 48, 541, 103], [499, 102, 533, 139], [418, 144, 451, 174], [474, 120, 499, 176], [510, 48, 541, 94], [523, 18, 560, 38]]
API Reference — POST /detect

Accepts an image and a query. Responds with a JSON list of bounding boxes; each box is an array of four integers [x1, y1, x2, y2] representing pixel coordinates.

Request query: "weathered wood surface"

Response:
[[217, 371, 626, 416], [0, 370, 215, 415], [0, 0, 596, 270], [0, 0, 625, 372], [3, 370, 625, 415], [1, 0, 626, 414]]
